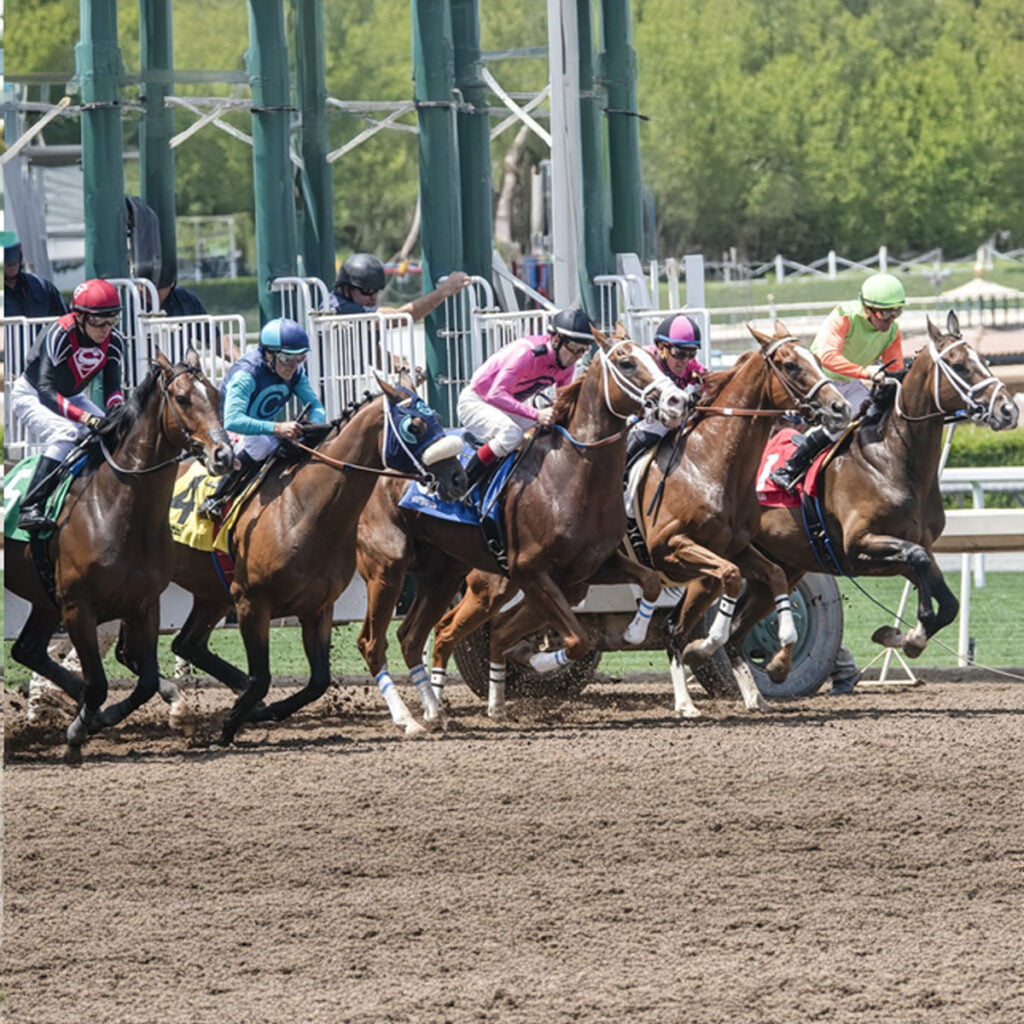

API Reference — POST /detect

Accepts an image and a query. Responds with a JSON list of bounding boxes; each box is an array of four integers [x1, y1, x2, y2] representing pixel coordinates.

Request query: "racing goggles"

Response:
[[274, 351, 308, 367], [84, 314, 120, 328], [865, 306, 903, 321]]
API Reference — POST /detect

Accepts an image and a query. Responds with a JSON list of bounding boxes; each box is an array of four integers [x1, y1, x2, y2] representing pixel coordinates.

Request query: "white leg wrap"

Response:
[[670, 652, 700, 718], [528, 648, 570, 674], [430, 667, 447, 704], [410, 664, 445, 724], [377, 666, 422, 734], [487, 662, 507, 719], [707, 594, 737, 646], [774, 595, 797, 647], [623, 599, 656, 645]]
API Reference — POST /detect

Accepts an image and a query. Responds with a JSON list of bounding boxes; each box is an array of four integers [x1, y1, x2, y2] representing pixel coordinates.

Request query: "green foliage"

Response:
[[946, 425, 1024, 468]]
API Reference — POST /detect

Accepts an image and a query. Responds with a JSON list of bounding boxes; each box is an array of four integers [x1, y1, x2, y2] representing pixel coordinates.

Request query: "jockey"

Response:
[[199, 317, 326, 519], [11, 278, 127, 531], [456, 305, 595, 494], [770, 272, 906, 491], [626, 312, 707, 460]]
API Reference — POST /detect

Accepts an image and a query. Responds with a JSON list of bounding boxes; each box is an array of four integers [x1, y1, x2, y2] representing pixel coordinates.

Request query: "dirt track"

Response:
[[3, 677, 1023, 1024]]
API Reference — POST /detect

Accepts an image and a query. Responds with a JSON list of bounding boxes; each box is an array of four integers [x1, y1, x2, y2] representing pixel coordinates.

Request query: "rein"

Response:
[[548, 423, 628, 450], [288, 439, 427, 480]]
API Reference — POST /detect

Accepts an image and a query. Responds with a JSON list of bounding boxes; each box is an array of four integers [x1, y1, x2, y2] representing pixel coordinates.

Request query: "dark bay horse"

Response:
[[166, 379, 467, 745], [356, 327, 688, 724], [726, 311, 1018, 668], [620, 321, 852, 716], [5, 351, 233, 764]]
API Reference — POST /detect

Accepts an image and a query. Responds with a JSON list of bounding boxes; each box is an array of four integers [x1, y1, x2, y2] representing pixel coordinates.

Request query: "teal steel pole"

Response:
[[452, 0, 492, 285], [600, 0, 644, 257], [294, 0, 335, 284], [578, 0, 612, 312], [139, 0, 177, 285], [246, 0, 298, 323], [76, 0, 129, 278], [411, 0, 463, 414]]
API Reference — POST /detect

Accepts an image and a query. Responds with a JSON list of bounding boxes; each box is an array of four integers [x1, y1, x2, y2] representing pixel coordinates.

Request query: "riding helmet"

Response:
[[70, 278, 122, 316], [654, 313, 702, 348], [260, 317, 310, 354], [550, 305, 595, 342], [335, 253, 387, 293], [860, 273, 906, 310]]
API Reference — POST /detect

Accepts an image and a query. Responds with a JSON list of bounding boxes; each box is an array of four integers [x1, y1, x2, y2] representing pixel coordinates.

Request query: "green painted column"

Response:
[[452, 0, 492, 285], [600, 0, 644, 257], [578, 0, 612, 311], [76, 0, 129, 278], [294, 0, 335, 284], [139, 0, 177, 285], [411, 0, 463, 414], [246, 0, 298, 323]]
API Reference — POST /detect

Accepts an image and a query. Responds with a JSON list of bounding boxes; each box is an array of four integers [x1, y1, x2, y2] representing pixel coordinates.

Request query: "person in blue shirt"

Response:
[[199, 317, 326, 519], [4, 238, 67, 319]]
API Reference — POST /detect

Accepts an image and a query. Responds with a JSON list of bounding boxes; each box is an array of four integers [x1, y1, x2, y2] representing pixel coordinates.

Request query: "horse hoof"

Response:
[[487, 707, 508, 722], [168, 700, 198, 738], [871, 625, 903, 648], [400, 718, 426, 738], [682, 638, 715, 662], [63, 744, 84, 767], [675, 707, 702, 720], [423, 712, 448, 733]]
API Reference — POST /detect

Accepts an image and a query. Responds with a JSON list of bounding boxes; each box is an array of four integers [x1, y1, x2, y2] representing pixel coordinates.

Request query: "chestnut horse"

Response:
[[356, 327, 688, 725], [166, 379, 467, 745], [726, 311, 1019, 669], [617, 321, 852, 716], [5, 351, 233, 764]]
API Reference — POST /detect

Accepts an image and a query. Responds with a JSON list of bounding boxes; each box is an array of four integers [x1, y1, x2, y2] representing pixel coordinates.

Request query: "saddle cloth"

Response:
[[3, 454, 82, 542], [756, 427, 829, 508]]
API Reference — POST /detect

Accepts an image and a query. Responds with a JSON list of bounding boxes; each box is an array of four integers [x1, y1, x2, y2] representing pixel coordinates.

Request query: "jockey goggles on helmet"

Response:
[[551, 306, 595, 350], [860, 272, 906, 312], [71, 278, 122, 319]]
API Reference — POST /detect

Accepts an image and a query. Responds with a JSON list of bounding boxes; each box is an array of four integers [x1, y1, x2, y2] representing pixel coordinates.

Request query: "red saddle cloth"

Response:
[[756, 427, 829, 508]]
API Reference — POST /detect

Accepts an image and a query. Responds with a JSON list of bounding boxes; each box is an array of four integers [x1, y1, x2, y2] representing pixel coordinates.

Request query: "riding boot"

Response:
[[199, 452, 259, 520], [769, 426, 832, 492], [626, 428, 660, 464], [16, 456, 63, 532], [460, 453, 491, 500]]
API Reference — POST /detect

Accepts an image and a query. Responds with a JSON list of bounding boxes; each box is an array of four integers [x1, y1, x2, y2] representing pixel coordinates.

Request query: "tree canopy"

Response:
[[5, 0, 1023, 265]]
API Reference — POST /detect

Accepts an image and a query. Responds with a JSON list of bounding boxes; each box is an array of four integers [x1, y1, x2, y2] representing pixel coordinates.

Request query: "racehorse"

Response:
[[165, 378, 467, 745], [5, 351, 233, 764], [618, 321, 852, 716], [356, 326, 688, 724], [725, 310, 1019, 669]]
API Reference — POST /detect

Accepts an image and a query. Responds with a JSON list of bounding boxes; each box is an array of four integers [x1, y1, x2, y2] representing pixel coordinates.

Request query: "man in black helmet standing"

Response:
[[327, 252, 470, 321]]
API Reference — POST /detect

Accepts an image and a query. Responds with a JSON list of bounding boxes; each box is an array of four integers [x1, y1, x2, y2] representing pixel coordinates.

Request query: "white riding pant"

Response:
[[457, 388, 536, 459], [231, 432, 279, 462], [11, 377, 104, 461]]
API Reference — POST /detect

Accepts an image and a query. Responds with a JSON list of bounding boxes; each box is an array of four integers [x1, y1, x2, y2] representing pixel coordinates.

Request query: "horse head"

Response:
[[591, 323, 688, 427], [747, 320, 853, 433], [909, 311, 1019, 431], [377, 377, 467, 500], [154, 349, 234, 476]]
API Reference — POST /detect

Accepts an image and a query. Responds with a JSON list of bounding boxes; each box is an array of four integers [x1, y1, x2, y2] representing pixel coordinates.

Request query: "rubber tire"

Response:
[[452, 623, 601, 700]]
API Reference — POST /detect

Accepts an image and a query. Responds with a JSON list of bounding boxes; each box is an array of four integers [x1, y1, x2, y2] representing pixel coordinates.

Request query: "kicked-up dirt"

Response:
[[2, 675, 1023, 1024]]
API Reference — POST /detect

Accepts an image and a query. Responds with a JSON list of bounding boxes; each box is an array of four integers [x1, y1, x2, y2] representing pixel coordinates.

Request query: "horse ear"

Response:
[[591, 324, 609, 348], [185, 346, 201, 369], [612, 321, 627, 341], [774, 318, 789, 338], [926, 316, 942, 344], [375, 375, 407, 403], [154, 350, 172, 372], [946, 309, 962, 340], [746, 322, 770, 346]]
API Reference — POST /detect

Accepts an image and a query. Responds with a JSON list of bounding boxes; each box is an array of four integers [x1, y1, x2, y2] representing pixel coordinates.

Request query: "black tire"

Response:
[[738, 573, 843, 698], [452, 623, 601, 700]]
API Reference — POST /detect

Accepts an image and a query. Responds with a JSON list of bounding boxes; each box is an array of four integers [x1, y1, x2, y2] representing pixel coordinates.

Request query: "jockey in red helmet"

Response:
[[11, 278, 128, 531]]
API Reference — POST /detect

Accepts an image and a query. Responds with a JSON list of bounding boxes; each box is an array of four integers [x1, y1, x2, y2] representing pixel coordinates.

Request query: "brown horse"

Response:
[[356, 327, 688, 725], [613, 321, 853, 716], [166, 379, 467, 745], [725, 310, 1019, 669], [5, 351, 233, 763]]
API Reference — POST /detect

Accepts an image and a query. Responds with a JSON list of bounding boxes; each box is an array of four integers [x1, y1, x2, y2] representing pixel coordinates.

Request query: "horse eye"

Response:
[[407, 417, 426, 438], [618, 358, 636, 371], [175, 393, 192, 409]]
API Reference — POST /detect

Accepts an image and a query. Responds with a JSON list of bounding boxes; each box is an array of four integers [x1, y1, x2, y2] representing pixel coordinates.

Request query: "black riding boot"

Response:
[[769, 426, 832, 492], [17, 456, 63, 532], [460, 452, 494, 501], [199, 452, 259, 520], [626, 428, 660, 464]]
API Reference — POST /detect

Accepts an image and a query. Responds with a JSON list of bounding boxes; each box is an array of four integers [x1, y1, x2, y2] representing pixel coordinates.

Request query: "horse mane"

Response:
[[697, 351, 756, 405], [549, 376, 583, 426], [81, 362, 163, 471]]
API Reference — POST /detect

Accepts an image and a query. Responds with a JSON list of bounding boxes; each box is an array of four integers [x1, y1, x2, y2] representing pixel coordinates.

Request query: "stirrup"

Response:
[[17, 506, 58, 532], [769, 467, 801, 493]]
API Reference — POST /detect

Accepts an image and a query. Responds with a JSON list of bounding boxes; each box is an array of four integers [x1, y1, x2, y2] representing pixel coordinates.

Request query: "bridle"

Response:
[[599, 339, 683, 421], [894, 334, 1011, 425], [100, 364, 227, 476]]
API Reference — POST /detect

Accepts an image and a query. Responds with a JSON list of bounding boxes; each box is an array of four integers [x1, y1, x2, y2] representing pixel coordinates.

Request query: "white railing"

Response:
[[270, 276, 331, 327], [136, 313, 248, 389], [2, 315, 61, 461]]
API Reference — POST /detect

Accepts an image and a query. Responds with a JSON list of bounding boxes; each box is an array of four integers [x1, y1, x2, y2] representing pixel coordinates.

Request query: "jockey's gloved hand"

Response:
[[869, 366, 890, 385], [84, 414, 103, 431]]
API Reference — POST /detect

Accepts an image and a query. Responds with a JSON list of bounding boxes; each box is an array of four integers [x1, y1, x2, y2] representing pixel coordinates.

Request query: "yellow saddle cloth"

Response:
[[169, 462, 251, 554]]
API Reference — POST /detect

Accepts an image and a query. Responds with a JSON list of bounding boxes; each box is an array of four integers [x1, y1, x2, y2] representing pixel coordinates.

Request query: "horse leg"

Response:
[[11, 606, 85, 703], [171, 597, 250, 694], [669, 647, 701, 718], [249, 606, 337, 726], [583, 550, 664, 645], [357, 559, 424, 735], [219, 599, 273, 745], [93, 605, 164, 731], [61, 610, 110, 765], [396, 559, 474, 728]]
